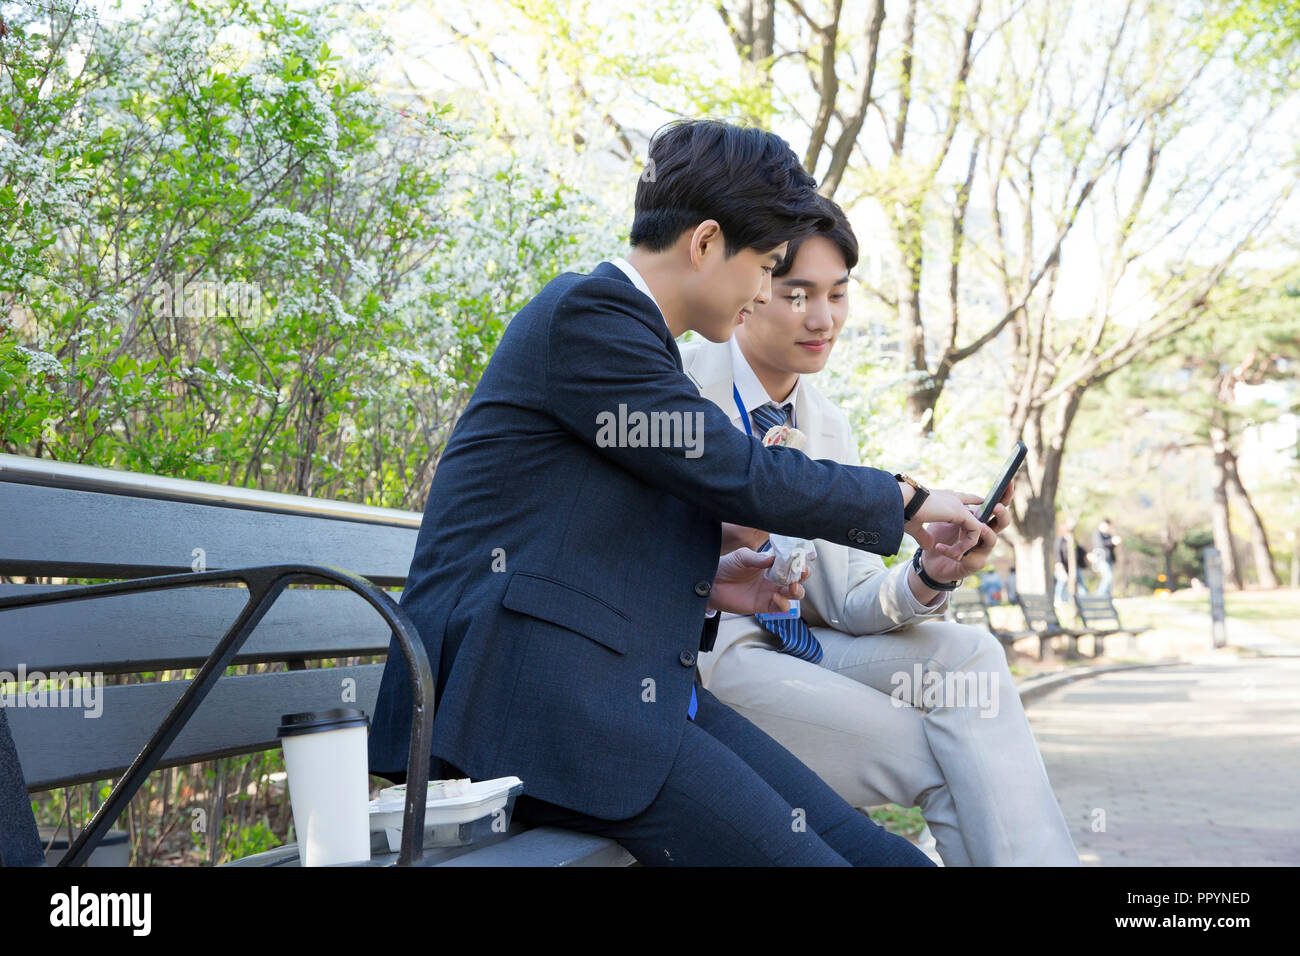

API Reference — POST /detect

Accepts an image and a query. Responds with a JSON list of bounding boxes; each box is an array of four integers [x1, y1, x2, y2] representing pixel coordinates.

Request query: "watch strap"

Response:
[[895, 474, 929, 522], [912, 547, 959, 591]]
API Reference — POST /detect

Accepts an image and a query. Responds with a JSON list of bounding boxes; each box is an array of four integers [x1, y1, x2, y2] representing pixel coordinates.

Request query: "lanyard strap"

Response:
[[733, 385, 753, 437]]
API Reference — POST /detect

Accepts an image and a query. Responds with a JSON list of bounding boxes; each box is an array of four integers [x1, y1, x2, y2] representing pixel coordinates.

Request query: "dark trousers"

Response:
[[509, 684, 935, 866]]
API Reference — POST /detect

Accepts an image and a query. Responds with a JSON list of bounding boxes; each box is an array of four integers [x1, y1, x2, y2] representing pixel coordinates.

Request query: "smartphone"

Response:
[[977, 440, 1027, 525]]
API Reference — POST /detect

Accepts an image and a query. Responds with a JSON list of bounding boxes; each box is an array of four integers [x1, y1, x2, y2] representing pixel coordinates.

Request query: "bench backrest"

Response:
[[1017, 593, 1064, 632], [0, 453, 421, 792], [1074, 595, 1122, 629]]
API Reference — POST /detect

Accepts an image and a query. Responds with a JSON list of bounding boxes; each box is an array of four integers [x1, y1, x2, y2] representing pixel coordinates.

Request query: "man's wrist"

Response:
[[911, 548, 959, 591], [896, 479, 914, 512], [905, 565, 946, 608], [895, 474, 928, 521]]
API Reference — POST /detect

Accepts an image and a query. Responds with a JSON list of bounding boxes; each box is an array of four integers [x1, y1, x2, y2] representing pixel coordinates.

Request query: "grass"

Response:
[[979, 587, 1300, 645], [868, 804, 927, 841], [1112, 588, 1300, 643]]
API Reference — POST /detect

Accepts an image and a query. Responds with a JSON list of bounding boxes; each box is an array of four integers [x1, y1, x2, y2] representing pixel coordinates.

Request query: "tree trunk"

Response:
[[1209, 423, 1243, 590], [730, 0, 776, 124], [1012, 478, 1057, 597], [1224, 448, 1280, 588], [896, 202, 936, 430]]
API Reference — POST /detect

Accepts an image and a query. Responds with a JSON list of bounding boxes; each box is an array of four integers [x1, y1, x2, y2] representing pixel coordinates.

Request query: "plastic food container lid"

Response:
[[369, 776, 523, 829], [277, 708, 369, 738]]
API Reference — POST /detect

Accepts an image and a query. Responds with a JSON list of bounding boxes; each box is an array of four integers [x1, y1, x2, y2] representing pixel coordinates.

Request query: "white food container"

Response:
[[368, 775, 524, 853]]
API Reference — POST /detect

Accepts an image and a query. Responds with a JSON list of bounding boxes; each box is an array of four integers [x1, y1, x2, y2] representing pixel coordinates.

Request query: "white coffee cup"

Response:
[[277, 709, 371, 867]]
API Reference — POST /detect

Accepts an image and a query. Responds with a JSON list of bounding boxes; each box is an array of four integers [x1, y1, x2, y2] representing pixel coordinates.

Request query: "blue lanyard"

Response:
[[734, 385, 796, 434], [733, 385, 753, 437]]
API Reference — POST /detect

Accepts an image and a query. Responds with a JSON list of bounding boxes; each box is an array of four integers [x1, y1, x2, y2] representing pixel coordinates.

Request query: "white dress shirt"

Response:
[[729, 335, 802, 426], [610, 257, 666, 328]]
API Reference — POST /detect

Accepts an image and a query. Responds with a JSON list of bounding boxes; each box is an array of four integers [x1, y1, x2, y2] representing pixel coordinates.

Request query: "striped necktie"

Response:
[[750, 400, 823, 665], [750, 401, 793, 441]]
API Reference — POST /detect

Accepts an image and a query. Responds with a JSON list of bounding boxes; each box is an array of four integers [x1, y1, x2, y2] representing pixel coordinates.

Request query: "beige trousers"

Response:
[[699, 618, 1080, 866]]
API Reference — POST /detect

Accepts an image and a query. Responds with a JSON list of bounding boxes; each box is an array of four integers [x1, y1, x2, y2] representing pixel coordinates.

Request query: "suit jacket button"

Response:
[[847, 528, 860, 542], [694, 581, 711, 597], [679, 650, 696, 667]]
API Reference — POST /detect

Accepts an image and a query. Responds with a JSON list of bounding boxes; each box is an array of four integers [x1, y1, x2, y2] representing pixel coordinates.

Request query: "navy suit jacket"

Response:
[[367, 261, 905, 820]]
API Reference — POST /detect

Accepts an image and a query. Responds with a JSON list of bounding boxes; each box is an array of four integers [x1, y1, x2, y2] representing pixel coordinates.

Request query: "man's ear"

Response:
[[688, 219, 723, 269]]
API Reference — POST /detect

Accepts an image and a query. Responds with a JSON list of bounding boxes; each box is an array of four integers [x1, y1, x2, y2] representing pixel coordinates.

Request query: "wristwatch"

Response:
[[912, 547, 959, 591], [894, 474, 929, 522]]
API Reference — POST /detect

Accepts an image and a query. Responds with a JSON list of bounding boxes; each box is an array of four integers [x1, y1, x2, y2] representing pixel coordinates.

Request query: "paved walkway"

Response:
[[1029, 655, 1300, 865]]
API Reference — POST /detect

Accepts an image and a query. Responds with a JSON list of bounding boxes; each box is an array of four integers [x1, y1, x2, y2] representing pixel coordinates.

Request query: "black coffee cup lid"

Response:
[[277, 708, 369, 738]]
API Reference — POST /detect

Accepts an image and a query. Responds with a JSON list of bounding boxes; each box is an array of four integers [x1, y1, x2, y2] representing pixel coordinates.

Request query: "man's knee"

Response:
[[909, 619, 1006, 671]]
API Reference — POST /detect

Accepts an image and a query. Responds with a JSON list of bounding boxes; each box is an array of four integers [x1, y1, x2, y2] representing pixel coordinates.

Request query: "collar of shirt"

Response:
[[728, 334, 800, 428], [609, 257, 667, 330]]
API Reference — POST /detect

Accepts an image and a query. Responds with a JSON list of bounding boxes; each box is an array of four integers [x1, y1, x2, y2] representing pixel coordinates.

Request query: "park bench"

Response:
[[1072, 595, 1151, 657], [1015, 593, 1093, 660], [0, 453, 633, 868], [946, 587, 1035, 662]]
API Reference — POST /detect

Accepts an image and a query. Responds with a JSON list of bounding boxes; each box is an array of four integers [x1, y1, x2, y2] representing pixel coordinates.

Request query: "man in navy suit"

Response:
[[368, 119, 989, 865]]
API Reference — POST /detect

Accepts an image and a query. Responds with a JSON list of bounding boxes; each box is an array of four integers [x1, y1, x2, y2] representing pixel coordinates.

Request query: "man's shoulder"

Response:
[[797, 377, 854, 447], [678, 335, 727, 365], [678, 338, 733, 396], [520, 262, 668, 346], [537, 262, 639, 307], [799, 377, 850, 425]]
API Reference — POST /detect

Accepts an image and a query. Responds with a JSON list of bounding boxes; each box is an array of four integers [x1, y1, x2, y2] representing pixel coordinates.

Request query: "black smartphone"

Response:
[[977, 440, 1027, 525]]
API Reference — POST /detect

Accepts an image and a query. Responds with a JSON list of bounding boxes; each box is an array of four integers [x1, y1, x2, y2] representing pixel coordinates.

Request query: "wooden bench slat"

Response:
[[0, 584, 399, 673], [0, 483, 417, 585], [9, 664, 382, 790]]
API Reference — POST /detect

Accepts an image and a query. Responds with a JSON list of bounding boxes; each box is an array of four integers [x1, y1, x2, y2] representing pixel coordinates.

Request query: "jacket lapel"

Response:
[[792, 386, 841, 461], [682, 340, 742, 422]]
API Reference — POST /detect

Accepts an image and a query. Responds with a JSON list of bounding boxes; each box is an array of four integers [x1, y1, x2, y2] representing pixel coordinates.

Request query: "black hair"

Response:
[[772, 194, 858, 277], [630, 119, 831, 256]]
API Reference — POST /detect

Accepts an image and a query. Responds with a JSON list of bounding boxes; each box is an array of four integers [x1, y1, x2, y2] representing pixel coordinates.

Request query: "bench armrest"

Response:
[[0, 564, 434, 867]]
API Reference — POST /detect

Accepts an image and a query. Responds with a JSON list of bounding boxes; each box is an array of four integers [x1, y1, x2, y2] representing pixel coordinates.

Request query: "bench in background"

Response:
[[946, 588, 1035, 662], [1073, 595, 1152, 657], [1016, 593, 1094, 660]]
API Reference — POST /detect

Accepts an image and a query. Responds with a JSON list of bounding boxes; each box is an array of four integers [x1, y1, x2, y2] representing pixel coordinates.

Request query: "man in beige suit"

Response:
[[681, 199, 1079, 865]]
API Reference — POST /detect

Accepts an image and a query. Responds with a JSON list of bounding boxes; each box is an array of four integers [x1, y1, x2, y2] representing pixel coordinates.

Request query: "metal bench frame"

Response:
[[0, 564, 433, 867]]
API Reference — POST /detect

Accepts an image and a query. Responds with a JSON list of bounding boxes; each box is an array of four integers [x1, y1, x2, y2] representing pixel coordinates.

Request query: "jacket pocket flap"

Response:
[[501, 572, 630, 654]]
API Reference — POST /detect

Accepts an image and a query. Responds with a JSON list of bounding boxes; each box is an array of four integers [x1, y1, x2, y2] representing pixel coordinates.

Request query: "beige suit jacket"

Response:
[[680, 338, 949, 684]]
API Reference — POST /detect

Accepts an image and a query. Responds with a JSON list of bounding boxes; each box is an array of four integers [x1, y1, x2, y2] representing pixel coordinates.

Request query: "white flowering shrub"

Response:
[[0, 0, 612, 508]]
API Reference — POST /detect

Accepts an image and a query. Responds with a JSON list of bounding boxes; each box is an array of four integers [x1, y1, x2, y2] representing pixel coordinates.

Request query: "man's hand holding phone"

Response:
[[900, 485, 989, 559], [897, 441, 1025, 590], [918, 481, 1013, 585]]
